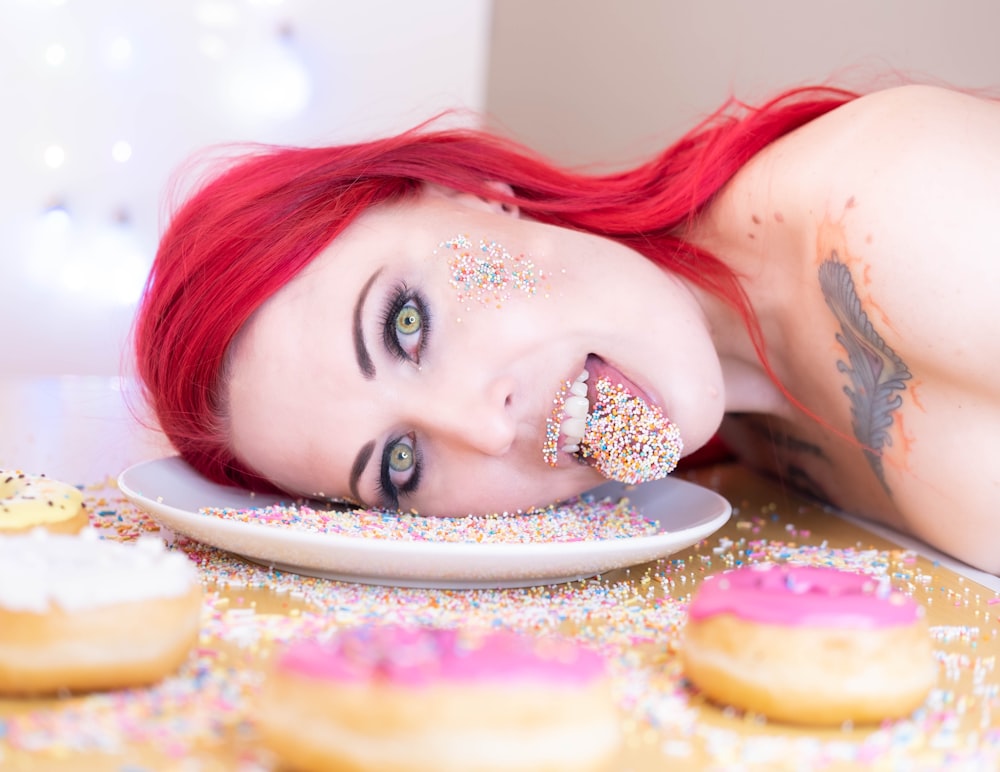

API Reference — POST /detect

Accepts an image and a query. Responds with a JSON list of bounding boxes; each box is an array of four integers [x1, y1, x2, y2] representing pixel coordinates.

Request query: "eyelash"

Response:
[[380, 282, 431, 364], [377, 433, 423, 510], [376, 283, 430, 508]]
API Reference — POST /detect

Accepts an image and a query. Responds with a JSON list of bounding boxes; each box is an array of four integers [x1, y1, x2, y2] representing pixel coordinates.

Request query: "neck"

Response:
[[691, 284, 792, 417], [683, 214, 798, 421]]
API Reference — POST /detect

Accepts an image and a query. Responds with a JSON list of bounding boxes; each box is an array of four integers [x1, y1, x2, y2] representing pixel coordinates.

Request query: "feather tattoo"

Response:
[[818, 254, 911, 492]]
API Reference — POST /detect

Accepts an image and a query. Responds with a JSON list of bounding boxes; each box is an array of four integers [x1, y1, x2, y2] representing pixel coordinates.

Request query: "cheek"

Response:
[[436, 233, 552, 311]]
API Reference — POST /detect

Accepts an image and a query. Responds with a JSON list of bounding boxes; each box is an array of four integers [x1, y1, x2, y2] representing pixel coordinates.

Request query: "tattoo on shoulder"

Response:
[[818, 254, 911, 493]]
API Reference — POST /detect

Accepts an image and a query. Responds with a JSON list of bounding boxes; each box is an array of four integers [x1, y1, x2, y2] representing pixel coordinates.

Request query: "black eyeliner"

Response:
[[374, 281, 429, 509], [379, 282, 431, 363], [377, 441, 400, 510], [377, 435, 423, 510]]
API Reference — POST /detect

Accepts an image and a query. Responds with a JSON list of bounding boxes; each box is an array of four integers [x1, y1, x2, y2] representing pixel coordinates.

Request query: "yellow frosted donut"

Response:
[[0, 469, 88, 534]]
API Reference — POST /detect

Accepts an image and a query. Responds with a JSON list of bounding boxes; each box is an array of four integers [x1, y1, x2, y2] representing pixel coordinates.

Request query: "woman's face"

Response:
[[227, 186, 726, 514]]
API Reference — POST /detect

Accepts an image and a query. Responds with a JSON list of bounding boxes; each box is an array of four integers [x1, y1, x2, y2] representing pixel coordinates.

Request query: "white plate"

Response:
[[118, 456, 731, 589]]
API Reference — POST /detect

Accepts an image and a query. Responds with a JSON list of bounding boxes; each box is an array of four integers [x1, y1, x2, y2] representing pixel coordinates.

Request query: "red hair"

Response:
[[134, 85, 858, 491]]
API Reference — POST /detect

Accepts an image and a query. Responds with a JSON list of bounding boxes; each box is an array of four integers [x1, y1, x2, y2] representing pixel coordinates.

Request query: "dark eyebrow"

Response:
[[353, 269, 382, 380], [349, 439, 376, 504]]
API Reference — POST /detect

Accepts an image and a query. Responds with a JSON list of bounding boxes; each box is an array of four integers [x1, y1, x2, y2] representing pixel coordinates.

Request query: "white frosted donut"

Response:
[[256, 626, 621, 772], [681, 564, 936, 725], [0, 469, 88, 534], [0, 530, 203, 696]]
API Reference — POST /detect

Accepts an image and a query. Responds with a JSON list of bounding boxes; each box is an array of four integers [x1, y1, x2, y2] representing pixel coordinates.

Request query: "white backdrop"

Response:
[[1, 0, 492, 376]]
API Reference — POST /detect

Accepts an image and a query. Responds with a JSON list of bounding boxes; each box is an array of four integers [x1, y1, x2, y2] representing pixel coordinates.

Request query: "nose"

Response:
[[414, 375, 517, 456]]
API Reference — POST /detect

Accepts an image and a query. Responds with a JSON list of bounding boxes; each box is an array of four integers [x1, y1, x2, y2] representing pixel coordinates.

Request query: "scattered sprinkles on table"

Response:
[[1, 476, 998, 770], [197, 494, 658, 543]]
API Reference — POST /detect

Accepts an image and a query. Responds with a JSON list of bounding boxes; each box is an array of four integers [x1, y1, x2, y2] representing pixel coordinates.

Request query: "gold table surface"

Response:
[[1, 463, 998, 772]]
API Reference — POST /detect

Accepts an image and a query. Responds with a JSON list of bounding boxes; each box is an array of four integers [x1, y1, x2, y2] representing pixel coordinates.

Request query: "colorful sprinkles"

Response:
[[579, 377, 683, 484], [543, 376, 684, 485], [439, 233, 546, 309], [0, 468, 85, 526], [544, 376, 574, 467], [197, 495, 658, 543], [1, 476, 998, 769]]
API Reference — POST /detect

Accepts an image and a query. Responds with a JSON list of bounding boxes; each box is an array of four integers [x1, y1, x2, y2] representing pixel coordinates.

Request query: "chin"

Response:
[[431, 468, 605, 518], [523, 473, 605, 512]]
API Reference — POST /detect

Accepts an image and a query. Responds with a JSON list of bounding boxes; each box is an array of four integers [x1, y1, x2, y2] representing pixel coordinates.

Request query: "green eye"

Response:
[[395, 304, 422, 336], [388, 441, 414, 472], [384, 289, 429, 365]]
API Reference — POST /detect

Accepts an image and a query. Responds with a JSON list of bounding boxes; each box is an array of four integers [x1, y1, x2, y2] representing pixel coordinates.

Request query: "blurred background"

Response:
[[3, 0, 1000, 377], [1, 0, 999, 480], [1, 0, 492, 377]]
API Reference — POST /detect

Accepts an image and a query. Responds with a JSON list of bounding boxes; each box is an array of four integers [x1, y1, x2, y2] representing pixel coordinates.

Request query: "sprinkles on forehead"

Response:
[[439, 233, 546, 309]]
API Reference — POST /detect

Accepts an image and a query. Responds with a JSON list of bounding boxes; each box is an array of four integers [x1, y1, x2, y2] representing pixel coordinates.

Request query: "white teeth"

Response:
[[561, 417, 587, 438], [558, 369, 591, 446], [563, 395, 589, 419]]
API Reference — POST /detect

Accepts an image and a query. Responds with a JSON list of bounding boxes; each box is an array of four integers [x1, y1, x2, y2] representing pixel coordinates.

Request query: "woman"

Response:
[[134, 82, 1000, 574]]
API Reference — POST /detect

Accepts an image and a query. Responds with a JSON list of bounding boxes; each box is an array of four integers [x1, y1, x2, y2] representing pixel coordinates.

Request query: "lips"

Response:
[[543, 355, 683, 484], [583, 354, 653, 402], [544, 355, 650, 458]]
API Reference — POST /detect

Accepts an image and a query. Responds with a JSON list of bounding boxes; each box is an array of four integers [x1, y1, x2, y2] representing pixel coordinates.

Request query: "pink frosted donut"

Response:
[[256, 626, 621, 772], [680, 564, 936, 725]]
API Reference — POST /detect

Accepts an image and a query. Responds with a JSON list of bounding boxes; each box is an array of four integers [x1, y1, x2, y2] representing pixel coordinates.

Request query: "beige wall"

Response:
[[486, 0, 1000, 167]]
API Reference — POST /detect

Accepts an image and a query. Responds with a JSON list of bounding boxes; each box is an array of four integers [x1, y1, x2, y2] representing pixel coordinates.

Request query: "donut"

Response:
[[0, 530, 203, 696], [680, 564, 936, 725], [0, 468, 88, 534], [256, 625, 621, 772]]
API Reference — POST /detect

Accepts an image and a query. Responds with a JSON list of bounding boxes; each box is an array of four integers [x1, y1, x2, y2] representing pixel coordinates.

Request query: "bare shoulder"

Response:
[[794, 83, 1000, 165], [777, 84, 1000, 223], [808, 85, 1000, 247], [783, 84, 1000, 225], [834, 83, 999, 126], [741, 86, 1000, 573], [774, 85, 1000, 367]]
